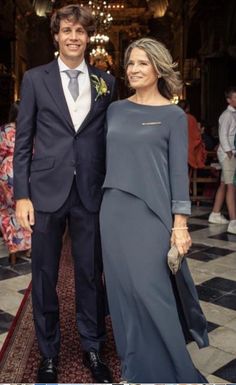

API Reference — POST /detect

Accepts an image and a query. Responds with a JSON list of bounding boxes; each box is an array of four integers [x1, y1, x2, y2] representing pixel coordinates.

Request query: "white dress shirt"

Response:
[[58, 57, 91, 132], [217, 105, 236, 163]]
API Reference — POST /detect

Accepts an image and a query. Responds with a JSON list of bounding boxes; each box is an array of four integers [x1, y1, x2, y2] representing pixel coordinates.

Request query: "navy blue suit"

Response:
[[13, 59, 116, 357]]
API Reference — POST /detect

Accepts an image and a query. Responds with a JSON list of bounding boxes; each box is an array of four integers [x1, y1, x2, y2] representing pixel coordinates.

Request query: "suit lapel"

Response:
[[88, 64, 98, 110], [43, 60, 74, 131]]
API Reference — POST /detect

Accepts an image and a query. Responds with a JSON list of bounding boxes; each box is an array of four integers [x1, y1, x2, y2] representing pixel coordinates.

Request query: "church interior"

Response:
[[0, 0, 236, 125], [0, 0, 236, 383]]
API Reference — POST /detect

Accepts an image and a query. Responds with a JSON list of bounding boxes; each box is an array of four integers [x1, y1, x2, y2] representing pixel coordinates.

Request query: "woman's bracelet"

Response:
[[171, 226, 188, 231]]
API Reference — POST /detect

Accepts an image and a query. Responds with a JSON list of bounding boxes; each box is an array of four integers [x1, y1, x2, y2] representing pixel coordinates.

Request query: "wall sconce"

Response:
[[33, 0, 53, 17], [146, 0, 169, 18]]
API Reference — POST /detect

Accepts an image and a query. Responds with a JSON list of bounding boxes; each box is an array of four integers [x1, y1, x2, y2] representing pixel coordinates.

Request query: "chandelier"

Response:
[[80, 1, 124, 33], [80, 1, 124, 70], [90, 46, 109, 58], [90, 34, 110, 44], [89, 46, 113, 72]]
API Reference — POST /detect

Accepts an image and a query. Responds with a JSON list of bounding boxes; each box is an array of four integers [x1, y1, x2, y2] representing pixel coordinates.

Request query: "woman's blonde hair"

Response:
[[124, 37, 182, 99]]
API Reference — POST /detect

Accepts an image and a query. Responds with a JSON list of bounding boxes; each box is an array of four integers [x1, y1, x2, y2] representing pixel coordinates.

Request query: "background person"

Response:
[[0, 101, 31, 265], [200, 120, 218, 152], [208, 86, 236, 233], [178, 99, 206, 169]]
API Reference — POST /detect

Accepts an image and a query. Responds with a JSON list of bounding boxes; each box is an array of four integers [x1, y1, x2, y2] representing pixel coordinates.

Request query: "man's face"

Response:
[[54, 19, 89, 67], [227, 92, 236, 109]]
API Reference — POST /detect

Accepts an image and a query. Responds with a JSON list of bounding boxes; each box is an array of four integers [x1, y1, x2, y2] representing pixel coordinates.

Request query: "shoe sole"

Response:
[[208, 220, 229, 224], [37, 374, 58, 383]]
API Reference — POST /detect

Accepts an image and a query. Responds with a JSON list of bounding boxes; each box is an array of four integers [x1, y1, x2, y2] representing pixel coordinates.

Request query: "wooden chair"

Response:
[[189, 151, 220, 205]]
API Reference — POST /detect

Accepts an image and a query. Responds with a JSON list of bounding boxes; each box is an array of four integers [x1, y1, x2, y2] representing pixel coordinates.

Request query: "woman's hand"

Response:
[[171, 228, 192, 256]]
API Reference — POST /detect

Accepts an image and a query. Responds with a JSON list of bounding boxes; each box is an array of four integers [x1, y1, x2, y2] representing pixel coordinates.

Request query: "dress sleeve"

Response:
[[169, 113, 191, 215]]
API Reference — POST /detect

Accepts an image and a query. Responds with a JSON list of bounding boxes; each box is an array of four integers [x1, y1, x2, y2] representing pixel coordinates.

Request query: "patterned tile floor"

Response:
[[0, 204, 236, 383]]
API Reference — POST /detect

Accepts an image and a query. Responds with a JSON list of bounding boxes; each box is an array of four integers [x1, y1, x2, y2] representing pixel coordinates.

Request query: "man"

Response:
[[13, 4, 116, 383], [208, 86, 236, 233]]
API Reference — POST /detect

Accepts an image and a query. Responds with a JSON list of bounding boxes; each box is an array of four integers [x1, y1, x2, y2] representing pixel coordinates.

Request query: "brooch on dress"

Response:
[[142, 122, 162, 125]]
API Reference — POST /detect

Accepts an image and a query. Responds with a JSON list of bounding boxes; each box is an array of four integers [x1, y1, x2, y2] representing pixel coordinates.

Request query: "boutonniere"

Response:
[[91, 74, 110, 101]]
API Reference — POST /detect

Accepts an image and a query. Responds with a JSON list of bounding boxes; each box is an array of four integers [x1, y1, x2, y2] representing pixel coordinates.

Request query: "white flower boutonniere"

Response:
[[91, 74, 110, 101]]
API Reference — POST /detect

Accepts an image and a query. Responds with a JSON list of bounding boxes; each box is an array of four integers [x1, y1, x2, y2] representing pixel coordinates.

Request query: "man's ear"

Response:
[[54, 34, 58, 42]]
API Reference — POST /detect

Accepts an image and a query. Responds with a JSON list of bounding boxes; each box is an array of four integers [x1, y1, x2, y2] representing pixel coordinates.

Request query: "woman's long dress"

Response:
[[0, 123, 31, 253], [100, 100, 208, 383]]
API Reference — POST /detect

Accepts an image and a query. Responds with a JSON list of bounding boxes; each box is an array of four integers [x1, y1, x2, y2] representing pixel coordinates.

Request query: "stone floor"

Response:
[[0, 204, 236, 383]]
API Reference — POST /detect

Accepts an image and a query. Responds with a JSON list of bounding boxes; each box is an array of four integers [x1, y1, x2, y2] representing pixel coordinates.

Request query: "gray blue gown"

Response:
[[99, 100, 208, 382]]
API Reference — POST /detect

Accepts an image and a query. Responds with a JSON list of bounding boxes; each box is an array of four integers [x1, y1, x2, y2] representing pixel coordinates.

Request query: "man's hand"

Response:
[[226, 150, 233, 159], [16, 199, 35, 233]]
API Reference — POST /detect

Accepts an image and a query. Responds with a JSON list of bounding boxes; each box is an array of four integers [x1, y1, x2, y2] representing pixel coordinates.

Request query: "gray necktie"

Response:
[[64, 69, 80, 101]]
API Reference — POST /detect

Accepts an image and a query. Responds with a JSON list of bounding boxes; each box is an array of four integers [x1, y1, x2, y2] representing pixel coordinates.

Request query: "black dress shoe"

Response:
[[37, 356, 58, 383], [83, 350, 113, 383]]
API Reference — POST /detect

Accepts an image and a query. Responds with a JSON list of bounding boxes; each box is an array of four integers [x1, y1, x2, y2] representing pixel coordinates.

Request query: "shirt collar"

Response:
[[228, 105, 236, 113], [58, 57, 87, 74]]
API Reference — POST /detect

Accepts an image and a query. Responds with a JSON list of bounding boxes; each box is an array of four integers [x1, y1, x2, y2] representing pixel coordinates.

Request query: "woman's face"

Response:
[[126, 47, 158, 91]]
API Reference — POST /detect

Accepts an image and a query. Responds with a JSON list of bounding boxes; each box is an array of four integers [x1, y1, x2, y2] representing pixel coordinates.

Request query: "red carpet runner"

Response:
[[0, 239, 121, 382]]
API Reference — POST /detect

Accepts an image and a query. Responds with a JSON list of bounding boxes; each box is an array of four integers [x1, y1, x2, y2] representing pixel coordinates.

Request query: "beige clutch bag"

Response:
[[167, 245, 184, 274]]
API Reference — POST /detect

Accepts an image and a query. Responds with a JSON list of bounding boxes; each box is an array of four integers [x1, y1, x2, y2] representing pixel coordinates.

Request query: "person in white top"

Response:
[[208, 86, 236, 234]]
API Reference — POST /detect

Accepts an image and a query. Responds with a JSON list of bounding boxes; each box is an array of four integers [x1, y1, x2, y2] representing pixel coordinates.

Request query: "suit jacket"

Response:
[[13, 59, 116, 213]]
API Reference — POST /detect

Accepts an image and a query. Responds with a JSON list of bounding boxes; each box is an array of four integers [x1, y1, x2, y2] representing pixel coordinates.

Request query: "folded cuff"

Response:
[[172, 200, 191, 215]]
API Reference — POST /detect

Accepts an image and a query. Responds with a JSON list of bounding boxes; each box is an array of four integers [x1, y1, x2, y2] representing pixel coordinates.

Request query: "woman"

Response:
[[0, 102, 31, 264], [178, 99, 206, 168], [100, 38, 208, 382]]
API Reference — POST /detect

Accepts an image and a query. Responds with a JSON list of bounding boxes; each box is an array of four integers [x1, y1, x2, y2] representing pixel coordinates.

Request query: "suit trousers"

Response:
[[31, 178, 106, 358]]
